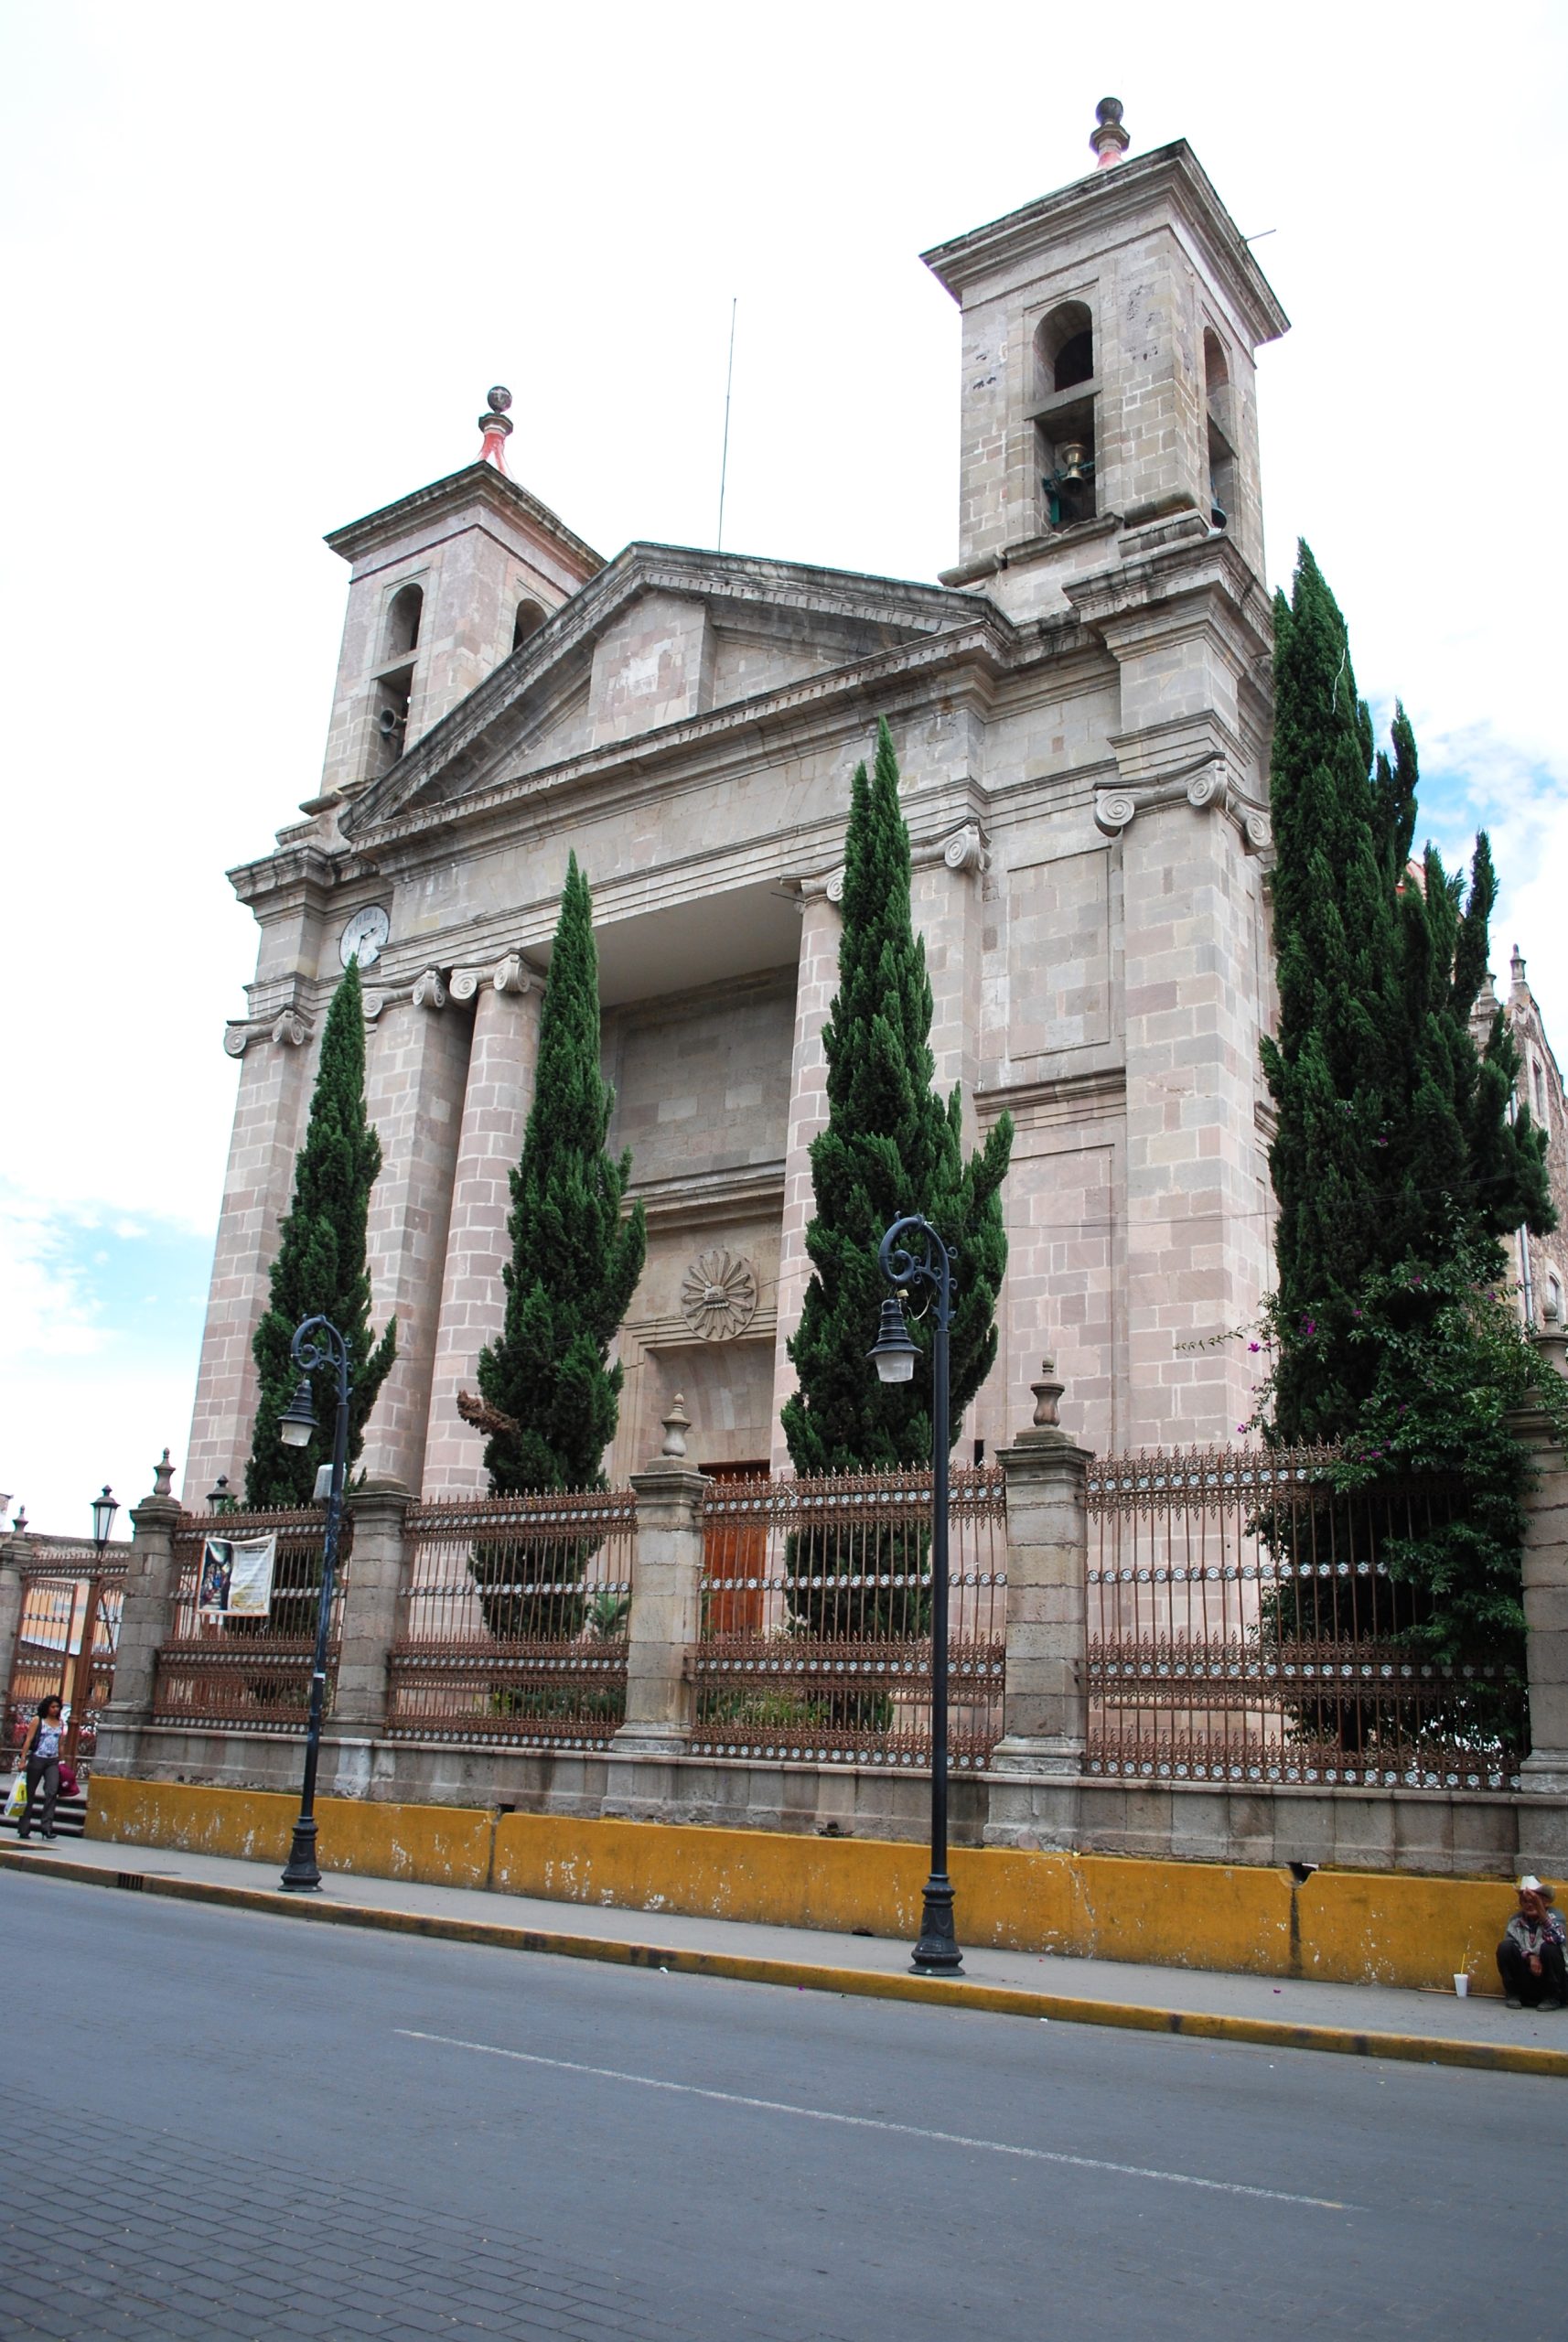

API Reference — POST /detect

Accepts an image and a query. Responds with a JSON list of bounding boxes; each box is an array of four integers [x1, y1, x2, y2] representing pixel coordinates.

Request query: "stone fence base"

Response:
[[91, 1720, 1567, 1877]]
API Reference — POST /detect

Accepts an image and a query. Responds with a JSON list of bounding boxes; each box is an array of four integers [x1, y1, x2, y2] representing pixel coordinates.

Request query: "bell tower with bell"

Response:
[[312, 387, 604, 805], [924, 100, 1287, 618]]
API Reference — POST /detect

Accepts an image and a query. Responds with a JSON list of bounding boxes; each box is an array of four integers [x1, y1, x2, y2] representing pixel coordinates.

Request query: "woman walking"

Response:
[[16, 1695, 65, 1841]]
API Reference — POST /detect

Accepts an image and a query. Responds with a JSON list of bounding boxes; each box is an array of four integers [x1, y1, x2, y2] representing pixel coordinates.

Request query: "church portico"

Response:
[[186, 108, 1291, 1507]]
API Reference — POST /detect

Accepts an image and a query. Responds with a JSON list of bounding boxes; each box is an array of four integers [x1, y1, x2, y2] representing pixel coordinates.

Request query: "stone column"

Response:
[[184, 1018, 316, 1506], [422, 961, 541, 1495], [984, 1360, 1090, 1849], [768, 881, 841, 1472], [0, 1535, 27, 1760], [1517, 1329, 1568, 1801], [92, 1453, 183, 1779], [332, 1478, 413, 1733], [358, 981, 472, 1488], [610, 1398, 706, 1758]]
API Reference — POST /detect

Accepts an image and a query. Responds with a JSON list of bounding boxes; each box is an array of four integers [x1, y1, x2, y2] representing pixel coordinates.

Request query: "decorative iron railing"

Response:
[[691, 1466, 1007, 1770], [151, 1509, 350, 1735], [5, 1552, 124, 1773], [384, 1490, 635, 1749], [1085, 1447, 1527, 1790]]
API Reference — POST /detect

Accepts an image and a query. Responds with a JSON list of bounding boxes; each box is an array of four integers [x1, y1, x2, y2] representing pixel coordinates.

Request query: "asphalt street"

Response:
[[3, 1869, 1564, 2342]]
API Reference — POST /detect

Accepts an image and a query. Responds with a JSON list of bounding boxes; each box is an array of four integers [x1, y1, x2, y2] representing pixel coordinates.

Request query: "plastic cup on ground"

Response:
[[1454, 1972, 1470, 1998]]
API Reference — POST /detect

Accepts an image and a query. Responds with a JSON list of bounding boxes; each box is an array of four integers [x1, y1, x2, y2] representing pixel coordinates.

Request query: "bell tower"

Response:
[[924, 102, 1287, 617], [315, 388, 604, 801]]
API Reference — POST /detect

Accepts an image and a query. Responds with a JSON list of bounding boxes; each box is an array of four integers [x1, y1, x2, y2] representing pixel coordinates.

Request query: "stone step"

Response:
[[1, 1791, 90, 1839]]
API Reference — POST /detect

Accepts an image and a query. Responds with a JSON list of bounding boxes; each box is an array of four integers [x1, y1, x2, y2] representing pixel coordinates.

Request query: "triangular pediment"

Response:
[[343, 543, 988, 837]]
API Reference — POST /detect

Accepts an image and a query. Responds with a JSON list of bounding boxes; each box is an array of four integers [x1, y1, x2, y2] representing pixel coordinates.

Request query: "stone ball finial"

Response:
[[487, 385, 512, 413], [153, 1448, 176, 1499], [1090, 96, 1131, 168], [660, 1394, 692, 1459], [1030, 1355, 1065, 1429]]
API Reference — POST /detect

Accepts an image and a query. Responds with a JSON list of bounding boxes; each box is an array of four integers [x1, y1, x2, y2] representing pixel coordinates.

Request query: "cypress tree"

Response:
[[1260, 543, 1555, 1701], [475, 853, 646, 1496], [246, 958, 396, 1509], [781, 719, 1013, 1612]]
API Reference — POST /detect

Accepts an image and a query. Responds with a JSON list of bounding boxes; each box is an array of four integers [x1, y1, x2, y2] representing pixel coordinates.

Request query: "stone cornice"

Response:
[[920, 139, 1289, 350], [342, 542, 998, 843], [324, 460, 606, 579], [226, 842, 343, 917], [973, 1064, 1127, 1132], [1064, 528, 1273, 651]]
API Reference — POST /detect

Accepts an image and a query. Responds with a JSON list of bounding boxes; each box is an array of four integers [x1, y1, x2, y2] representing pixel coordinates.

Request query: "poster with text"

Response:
[[199, 1534, 278, 1620]]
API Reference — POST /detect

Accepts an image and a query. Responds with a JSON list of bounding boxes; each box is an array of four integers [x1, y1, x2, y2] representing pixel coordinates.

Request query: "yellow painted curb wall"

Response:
[[87, 1778, 1537, 1995]]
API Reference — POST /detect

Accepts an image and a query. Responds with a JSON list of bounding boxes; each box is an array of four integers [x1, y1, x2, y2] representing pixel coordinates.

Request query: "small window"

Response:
[[511, 597, 546, 653], [1532, 1058, 1548, 1124], [385, 582, 424, 660], [1548, 1275, 1563, 1327]]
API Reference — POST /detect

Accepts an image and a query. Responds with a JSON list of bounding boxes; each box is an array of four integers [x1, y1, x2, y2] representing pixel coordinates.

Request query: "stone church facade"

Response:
[[184, 113, 1294, 1508]]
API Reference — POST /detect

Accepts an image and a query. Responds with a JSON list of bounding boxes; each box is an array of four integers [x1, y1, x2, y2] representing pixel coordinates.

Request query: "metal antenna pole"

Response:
[[716, 296, 737, 552]]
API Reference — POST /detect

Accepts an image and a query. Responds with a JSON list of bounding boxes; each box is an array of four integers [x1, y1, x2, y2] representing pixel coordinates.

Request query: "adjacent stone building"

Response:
[[1474, 949, 1568, 1332], [185, 105, 1294, 1505]]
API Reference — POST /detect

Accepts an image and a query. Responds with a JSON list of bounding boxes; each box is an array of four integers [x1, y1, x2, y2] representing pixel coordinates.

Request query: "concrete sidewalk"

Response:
[[4, 1827, 1564, 2079]]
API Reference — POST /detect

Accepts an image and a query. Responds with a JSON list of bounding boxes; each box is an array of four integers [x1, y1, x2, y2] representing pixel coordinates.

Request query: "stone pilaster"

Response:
[[1517, 1330, 1568, 1807], [93, 1459, 183, 1778], [422, 964, 541, 1495], [330, 1478, 413, 1747], [611, 1399, 706, 1756], [768, 882, 841, 1472], [358, 990, 473, 1488], [184, 1022, 315, 1506]]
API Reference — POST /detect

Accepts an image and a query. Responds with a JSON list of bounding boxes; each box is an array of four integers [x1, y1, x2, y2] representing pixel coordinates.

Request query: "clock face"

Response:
[[339, 905, 391, 969]]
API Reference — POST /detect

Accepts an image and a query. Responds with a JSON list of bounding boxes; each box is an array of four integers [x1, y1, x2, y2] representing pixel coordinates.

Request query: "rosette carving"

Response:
[[679, 1249, 758, 1340]]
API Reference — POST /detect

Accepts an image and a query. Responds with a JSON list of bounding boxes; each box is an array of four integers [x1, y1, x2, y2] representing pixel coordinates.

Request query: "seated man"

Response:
[[1497, 1876, 1566, 2010]]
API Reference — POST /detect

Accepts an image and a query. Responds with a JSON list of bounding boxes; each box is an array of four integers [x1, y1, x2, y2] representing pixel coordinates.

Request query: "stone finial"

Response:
[[1090, 97, 1130, 169], [1510, 944, 1528, 994], [153, 1448, 176, 1500], [660, 1395, 692, 1459], [478, 385, 514, 473], [1030, 1356, 1065, 1429], [12, 1508, 27, 1533]]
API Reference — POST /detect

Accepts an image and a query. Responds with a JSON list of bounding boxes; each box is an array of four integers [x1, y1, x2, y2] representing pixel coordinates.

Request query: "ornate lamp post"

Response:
[[65, 1486, 121, 1766], [274, 1315, 352, 1892], [868, 1214, 963, 1975]]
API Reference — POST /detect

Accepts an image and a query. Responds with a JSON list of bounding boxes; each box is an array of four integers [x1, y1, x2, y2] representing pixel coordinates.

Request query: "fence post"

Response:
[[328, 1480, 413, 1789], [1, 1533, 27, 1761], [609, 1397, 705, 1763], [1518, 1328, 1568, 1801], [93, 1452, 182, 1779], [986, 1360, 1091, 1836]]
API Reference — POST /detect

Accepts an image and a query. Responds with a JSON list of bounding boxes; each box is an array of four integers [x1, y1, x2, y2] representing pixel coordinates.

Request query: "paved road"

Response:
[[4, 1871, 1564, 2342]]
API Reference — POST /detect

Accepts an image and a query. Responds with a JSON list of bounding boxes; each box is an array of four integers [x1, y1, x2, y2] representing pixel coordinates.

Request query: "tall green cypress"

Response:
[[1261, 543, 1555, 1692], [246, 958, 397, 1507], [475, 853, 646, 1495], [782, 718, 1014, 1479]]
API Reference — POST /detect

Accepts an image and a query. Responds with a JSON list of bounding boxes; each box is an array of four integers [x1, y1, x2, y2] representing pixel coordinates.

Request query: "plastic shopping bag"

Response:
[[4, 1774, 26, 1822]]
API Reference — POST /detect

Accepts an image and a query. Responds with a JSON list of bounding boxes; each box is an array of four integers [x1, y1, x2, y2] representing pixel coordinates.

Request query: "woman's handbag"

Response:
[[3, 1775, 27, 1822]]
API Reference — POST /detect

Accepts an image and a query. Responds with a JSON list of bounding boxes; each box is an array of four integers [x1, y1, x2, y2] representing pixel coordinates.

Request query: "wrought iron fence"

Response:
[[1085, 1447, 1528, 1789], [150, 1510, 350, 1733], [385, 1490, 635, 1749], [5, 1553, 124, 1775], [691, 1466, 1007, 1770]]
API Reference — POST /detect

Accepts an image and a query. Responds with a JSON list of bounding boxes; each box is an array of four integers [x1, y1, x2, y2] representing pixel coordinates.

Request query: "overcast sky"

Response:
[[3, 1, 1564, 1535]]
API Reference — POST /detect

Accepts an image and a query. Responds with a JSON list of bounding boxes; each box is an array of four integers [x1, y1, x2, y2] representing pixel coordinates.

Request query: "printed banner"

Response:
[[199, 1534, 278, 1620]]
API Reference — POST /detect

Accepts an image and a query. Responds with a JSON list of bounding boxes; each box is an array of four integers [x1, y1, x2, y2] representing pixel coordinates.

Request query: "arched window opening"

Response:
[[1203, 330, 1236, 532], [1203, 329, 1230, 399], [512, 597, 546, 653], [385, 582, 424, 660], [1547, 1273, 1563, 1327], [1532, 1057, 1549, 1124], [1034, 301, 1097, 532]]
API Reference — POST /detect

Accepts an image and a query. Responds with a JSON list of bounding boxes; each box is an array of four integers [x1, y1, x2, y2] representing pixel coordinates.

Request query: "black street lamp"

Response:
[[91, 1487, 119, 1555], [869, 1213, 962, 1975], [275, 1315, 352, 1893]]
